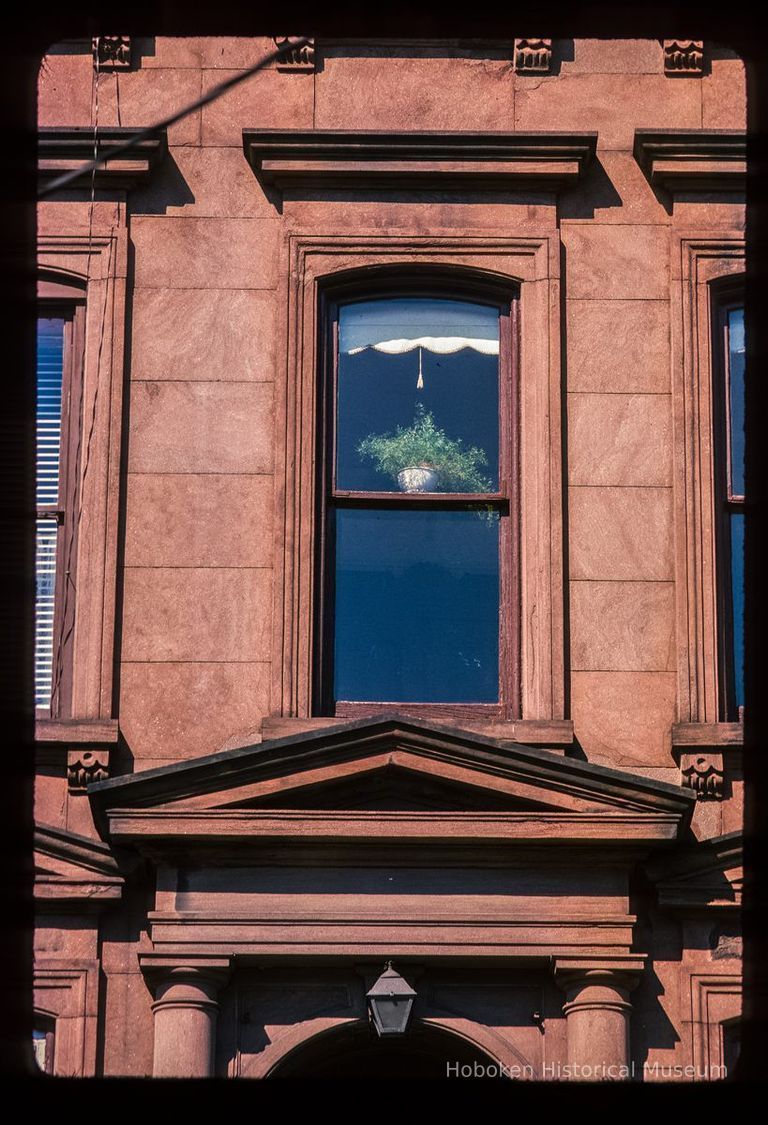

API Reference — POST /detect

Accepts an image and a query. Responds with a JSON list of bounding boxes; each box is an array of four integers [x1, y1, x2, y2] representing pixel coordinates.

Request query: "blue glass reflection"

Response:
[[730, 512, 744, 711], [728, 307, 745, 497], [334, 508, 500, 703], [337, 299, 500, 492], [37, 318, 65, 506]]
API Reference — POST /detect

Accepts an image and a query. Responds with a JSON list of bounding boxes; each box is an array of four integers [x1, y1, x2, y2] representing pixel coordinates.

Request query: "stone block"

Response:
[[566, 300, 670, 393], [561, 224, 670, 300], [315, 52, 513, 131], [131, 36, 203, 68], [201, 68, 314, 146], [98, 67, 202, 146], [118, 660, 271, 758], [567, 393, 672, 486], [514, 72, 701, 150], [569, 486, 673, 579], [131, 145, 274, 218], [199, 37, 277, 69], [124, 473, 274, 568], [571, 671, 677, 766], [130, 288, 277, 382], [39, 52, 93, 125], [131, 217, 279, 289], [563, 39, 664, 75], [560, 151, 669, 225], [128, 382, 273, 474], [702, 54, 746, 129], [570, 580, 676, 671], [121, 568, 273, 662]]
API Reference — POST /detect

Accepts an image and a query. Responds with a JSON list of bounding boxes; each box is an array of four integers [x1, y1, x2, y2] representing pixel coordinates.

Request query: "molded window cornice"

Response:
[[38, 126, 167, 192], [633, 129, 746, 192], [242, 129, 597, 193]]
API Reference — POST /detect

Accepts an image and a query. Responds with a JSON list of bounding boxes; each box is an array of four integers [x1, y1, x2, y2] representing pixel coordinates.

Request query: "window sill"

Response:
[[671, 722, 744, 750], [35, 718, 119, 769], [35, 718, 119, 744]]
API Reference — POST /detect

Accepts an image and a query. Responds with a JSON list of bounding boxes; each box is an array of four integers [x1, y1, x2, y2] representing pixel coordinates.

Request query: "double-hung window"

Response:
[[316, 280, 519, 719], [36, 278, 85, 716], [714, 286, 745, 719]]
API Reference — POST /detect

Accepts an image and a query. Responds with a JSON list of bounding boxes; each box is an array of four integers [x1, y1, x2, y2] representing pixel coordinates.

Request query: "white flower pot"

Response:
[[397, 466, 440, 492]]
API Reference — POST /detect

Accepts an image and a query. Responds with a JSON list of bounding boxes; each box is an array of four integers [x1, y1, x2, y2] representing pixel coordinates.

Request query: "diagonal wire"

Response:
[[50, 36, 103, 712], [39, 35, 311, 197]]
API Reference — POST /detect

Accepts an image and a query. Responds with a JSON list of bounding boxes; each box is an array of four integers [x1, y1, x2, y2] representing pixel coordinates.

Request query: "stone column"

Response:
[[149, 965, 230, 1078], [555, 964, 642, 1081]]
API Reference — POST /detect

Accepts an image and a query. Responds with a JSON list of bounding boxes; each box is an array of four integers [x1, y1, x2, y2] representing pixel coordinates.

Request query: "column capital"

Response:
[[138, 954, 232, 989], [552, 957, 645, 992], [553, 958, 643, 1079]]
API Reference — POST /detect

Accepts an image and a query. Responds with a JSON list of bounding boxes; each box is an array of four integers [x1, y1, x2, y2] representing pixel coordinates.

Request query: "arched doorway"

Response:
[[269, 1020, 505, 1080]]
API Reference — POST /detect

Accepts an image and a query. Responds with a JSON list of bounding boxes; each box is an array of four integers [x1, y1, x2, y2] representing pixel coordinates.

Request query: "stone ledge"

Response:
[[671, 721, 743, 748], [243, 129, 597, 193], [35, 718, 119, 773], [633, 130, 746, 192], [36, 718, 119, 744], [38, 126, 167, 191]]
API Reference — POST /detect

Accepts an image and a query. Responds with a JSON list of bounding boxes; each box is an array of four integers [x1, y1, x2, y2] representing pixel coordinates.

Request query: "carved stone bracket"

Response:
[[679, 751, 725, 800], [67, 748, 111, 793], [273, 37, 316, 71], [514, 39, 552, 74], [663, 40, 704, 74], [93, 36, 132, 70]]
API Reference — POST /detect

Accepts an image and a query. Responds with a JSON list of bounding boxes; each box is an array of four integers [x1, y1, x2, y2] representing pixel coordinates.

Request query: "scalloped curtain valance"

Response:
[[347, 336, 499, 356]]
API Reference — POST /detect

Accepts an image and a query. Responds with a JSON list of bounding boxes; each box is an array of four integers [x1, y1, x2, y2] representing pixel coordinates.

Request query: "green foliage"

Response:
[[357, 403, 493, 492]]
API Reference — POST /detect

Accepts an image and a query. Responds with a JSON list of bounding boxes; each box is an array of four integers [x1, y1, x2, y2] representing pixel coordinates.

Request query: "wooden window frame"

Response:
[[670, 234, 745, 727], [272, 233, 566, 728], [35, 224, 128, 733], [36, 280, 86, 719], [711, 280, 745, 722], [314, 274, 520, 721]]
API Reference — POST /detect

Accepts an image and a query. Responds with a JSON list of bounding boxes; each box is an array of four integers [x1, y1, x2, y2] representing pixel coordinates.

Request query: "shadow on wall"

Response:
[[558, 155, 630, 220], [127, 150, 196, 214]]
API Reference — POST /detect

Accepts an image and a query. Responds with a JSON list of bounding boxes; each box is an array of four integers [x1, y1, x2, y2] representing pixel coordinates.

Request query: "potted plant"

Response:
[[357, 403, 493, 493]]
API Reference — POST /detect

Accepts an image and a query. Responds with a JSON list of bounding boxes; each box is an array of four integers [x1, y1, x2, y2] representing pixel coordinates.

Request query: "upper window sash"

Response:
[[328, 292, 514, 503]]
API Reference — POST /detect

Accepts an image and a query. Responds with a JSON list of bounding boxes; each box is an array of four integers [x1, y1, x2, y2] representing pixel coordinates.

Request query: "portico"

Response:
[[89, 716, 693, 1078]]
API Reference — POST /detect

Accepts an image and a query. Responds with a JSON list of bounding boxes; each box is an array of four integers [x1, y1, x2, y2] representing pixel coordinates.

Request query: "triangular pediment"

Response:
[[89, 716, 694, 852], [228, 762, 552, 812]]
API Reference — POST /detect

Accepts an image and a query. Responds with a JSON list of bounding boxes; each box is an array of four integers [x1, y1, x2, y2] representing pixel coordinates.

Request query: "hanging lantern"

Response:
[[366, 962, 417, 1037]]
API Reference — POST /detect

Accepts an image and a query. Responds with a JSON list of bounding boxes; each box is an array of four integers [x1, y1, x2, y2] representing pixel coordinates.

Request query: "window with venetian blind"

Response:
[[35, 280, 85, 716]]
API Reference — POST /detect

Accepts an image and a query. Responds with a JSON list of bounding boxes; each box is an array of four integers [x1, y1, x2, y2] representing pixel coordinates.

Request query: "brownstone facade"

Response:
[[33, 36, 745, 1080]]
